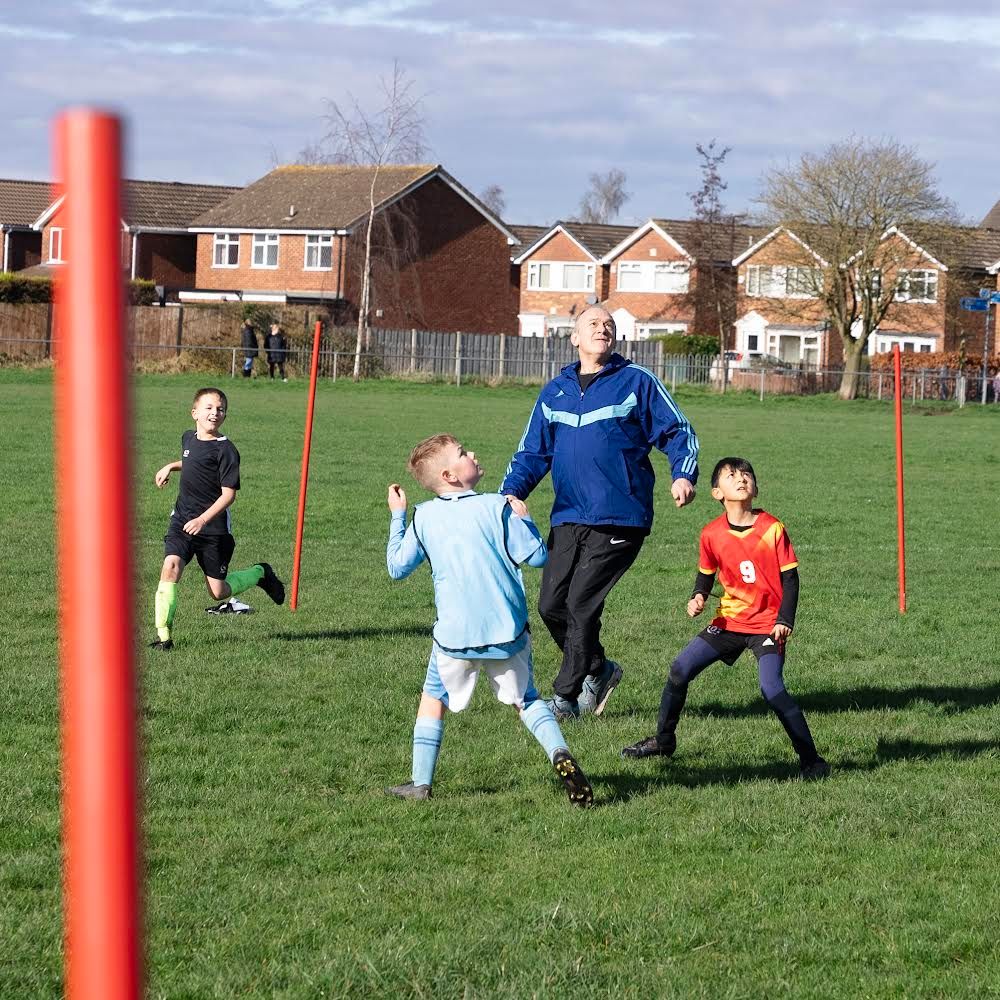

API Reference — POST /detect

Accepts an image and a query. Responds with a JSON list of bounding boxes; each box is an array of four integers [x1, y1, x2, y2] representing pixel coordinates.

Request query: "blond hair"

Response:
[[408, 433, 460, 491]]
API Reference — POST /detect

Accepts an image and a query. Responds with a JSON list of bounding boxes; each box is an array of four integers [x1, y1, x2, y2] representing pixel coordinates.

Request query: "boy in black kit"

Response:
[[150, 387, 285, 650]]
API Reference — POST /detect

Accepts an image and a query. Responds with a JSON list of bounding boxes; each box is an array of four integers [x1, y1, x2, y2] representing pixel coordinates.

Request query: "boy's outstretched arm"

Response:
[[154, 460, 182, 487], [386, 483, 425, 579]]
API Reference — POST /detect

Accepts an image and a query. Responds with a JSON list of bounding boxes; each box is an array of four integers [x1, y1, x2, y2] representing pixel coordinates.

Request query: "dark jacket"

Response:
[[499, 353, 699, 530], [240, 324, 259, 357], [264, 330, 288, 362]]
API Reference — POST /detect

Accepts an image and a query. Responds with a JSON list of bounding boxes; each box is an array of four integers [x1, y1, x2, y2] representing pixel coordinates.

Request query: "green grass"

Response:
[[3, 370, 1000, 998]]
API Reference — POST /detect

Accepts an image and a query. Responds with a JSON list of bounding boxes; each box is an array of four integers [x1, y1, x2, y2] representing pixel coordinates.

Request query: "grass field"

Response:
[[3, 369, 1000, 999]]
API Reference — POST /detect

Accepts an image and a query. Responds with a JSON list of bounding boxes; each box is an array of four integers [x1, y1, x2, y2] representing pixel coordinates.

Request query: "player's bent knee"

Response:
[[206, 577, 230, 600]]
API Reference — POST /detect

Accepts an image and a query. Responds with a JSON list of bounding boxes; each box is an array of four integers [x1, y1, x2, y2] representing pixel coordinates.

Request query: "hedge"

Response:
[[0, 274, 157, 305], [648, 333, 722, 356]]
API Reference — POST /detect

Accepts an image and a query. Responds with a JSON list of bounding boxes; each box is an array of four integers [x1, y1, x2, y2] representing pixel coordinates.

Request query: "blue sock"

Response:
[[520, 699, 568, 763], [412, 718, 444, 787]]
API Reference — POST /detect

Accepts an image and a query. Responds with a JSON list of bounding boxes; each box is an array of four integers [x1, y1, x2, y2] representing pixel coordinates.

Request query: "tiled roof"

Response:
[[558, 221, 636, 259], [190, 164, 439, 230], [653, 218, 770, 262], [123, 180, 241, 229], [509, 224, 548, 249], [0, 179, 53, 227], [940, 226, 1000, 269]]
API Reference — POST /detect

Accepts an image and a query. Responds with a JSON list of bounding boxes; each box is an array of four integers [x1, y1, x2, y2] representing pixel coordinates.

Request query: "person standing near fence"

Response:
[[265, 322, 288, 381], [240, 319, 259, 378], [500, 305, 699, 721]]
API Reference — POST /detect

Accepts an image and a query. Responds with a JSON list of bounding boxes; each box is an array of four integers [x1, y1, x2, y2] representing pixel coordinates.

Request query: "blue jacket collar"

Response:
[[559, 351, 631, 383]]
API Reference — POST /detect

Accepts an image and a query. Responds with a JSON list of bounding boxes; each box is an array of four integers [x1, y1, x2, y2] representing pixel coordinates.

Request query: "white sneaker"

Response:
[[206, 598, 254, 614]]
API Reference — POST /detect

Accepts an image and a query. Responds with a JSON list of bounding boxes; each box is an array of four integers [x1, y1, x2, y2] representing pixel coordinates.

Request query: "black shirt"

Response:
[[171, 429, 240, 535]]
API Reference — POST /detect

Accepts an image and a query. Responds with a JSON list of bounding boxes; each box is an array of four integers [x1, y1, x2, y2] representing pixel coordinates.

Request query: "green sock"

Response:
[[155, 581, 178, 641], [225, 565, 264, 596]]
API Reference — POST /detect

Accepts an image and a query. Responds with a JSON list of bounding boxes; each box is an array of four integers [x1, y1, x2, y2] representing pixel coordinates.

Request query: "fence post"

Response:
[[45, 301, 54, 359], [499, 332, 506, 381], [174, 305, 183, 358], [333, 351, 338, 382], [541, 330, 549, 382], [671, 363, 677, 394], [920, 368, 925, 401], [230, 347, 236, 379], [759, 370, 765, 402], [657, 340, 664, 381], [410, 328, 417, 373], [455, 331, 462, 386], [958, 374, 966, 407], [878, 374, 883, 400]]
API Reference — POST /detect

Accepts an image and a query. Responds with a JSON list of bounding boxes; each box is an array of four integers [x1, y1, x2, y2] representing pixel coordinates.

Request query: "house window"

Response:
[[49, 228, 63, 262], [617, 262, 643, 291], [786, 267, 822, 297], [653, 263, 690, 293], [305, 234, 333, 270], [895, 269, 937, 302], [527, 262, 551, 289], [252, 233, 279, 269], [747, 334, 759, 352], [213, 233, 240, 268], [636, 322, 688, 340], [746, 264, 820, 298], [527, 261, 594, 291]]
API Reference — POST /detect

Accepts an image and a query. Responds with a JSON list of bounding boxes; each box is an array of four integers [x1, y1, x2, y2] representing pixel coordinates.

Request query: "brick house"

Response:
[[0, 179, 49, 272], [511, 222, 633, 337], [33, 180, 239, 291], [732, 227, 833, 365], [730, 225, 977, 365], [187, 164, 519, 334], [598, 220, 696, 340]]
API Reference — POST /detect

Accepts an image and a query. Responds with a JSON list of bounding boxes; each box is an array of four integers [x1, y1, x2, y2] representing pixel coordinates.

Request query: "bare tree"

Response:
[[757, 137, 958, 398], [323, 61, 427, 380], [687, 140, 739, 393], [479, 184, 506, 218], [577, 168, 630, 224]]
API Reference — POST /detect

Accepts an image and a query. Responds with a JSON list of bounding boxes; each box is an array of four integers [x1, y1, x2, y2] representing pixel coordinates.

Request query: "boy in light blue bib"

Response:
[[386, 433, 592, 808]]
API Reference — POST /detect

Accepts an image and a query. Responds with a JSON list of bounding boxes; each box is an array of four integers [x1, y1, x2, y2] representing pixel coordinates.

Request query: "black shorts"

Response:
[[698, 625, 785, 665], [164, 524, 235, 580]]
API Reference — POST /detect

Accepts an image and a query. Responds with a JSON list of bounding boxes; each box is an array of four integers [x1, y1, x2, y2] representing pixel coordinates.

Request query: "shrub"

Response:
[[649, 332, 721, 356], [0, 275, 51, 303]]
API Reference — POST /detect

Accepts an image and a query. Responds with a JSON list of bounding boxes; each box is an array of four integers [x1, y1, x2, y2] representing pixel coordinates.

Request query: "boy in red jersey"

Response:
[[621, 457, 829, 779]]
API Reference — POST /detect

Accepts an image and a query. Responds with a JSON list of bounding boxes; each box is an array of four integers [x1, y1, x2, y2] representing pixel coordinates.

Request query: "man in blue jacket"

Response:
[[500, 305, 699, 720]]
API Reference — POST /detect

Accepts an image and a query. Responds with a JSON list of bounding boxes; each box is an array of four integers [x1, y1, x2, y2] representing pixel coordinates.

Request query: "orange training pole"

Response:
[[892, 344, 906, 613], [54, 110, 142, 1000], [290, 319, 323, 609]]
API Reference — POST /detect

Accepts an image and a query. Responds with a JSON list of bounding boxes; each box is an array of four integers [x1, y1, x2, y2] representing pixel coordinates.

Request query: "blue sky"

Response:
[[4, 1, 1000, 226]]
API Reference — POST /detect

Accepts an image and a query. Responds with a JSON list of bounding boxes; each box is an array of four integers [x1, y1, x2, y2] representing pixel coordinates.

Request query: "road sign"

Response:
[[960, 297, 989, 311], [977, 288, 1000, 302]]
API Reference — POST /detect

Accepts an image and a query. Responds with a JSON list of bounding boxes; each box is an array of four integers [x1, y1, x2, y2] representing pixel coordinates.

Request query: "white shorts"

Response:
[[422, 637, 538, 712]]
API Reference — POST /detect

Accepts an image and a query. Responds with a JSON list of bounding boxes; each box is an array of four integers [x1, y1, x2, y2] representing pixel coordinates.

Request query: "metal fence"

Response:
[[1, 332, 996, 406]]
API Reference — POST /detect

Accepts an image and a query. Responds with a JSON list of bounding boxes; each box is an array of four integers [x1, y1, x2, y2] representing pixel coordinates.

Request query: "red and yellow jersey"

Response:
[[698, 510, 797, 634]]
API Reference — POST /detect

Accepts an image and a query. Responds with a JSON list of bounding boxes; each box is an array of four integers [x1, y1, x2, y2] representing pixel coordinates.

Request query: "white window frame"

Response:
[[252, 233, 279, 269], [871, 333, 938, 354], [213, 233, 240, 268], [304, 233, 334, 271], [617, 260, 689, 294], [785, 266, 822, 298], [746, 264, 820, 298], [49, 227, 63, 262], [527, 260, 594, 292], [652, 262, 690, 294], [895, 268, 938, 303]]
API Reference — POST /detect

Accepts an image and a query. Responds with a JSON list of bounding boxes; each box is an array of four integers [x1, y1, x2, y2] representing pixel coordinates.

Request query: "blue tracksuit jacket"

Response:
[[499, 353, 699, 530]]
